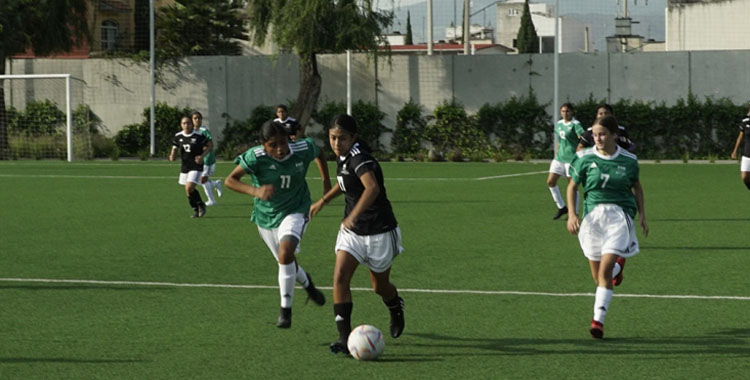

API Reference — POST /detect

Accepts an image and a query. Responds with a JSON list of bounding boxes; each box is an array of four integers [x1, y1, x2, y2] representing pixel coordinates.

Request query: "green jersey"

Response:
[[198, 126, 216, 166], [234, 138, 320, 229], [569, 146, 640, 219], [554, 118, 585, 163]]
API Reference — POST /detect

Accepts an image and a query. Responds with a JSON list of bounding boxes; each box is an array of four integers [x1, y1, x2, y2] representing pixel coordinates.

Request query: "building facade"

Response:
[[496, 0, 591, 53], [666, 0, 750, 51]]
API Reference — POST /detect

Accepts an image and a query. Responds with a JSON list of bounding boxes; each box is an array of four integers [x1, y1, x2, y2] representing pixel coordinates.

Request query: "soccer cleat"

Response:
[[329, 341, 349, 355], [197, 204, 207, 217], [276, 307, 292, 328], [552, 206, 568, 220], [388, 297, 405, 338], [590, 320, 604, 339], [613, 256, 626, 286], [191, 208, 200, 218], [214, 180, 223, 197], [303, 274, 326, 306], [205, 200, 217, 207]]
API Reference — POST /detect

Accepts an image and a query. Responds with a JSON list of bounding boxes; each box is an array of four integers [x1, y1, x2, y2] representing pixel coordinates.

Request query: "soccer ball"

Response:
[[347, 324, 385, 360]]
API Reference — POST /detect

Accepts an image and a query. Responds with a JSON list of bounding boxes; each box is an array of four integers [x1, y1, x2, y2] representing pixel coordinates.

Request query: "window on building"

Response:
[[508, 8, 520, 16], [541, 36, 555, 53], [102, 20, 119, 52]]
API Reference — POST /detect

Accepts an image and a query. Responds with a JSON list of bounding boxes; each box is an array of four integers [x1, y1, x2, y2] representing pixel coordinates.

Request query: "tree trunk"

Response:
[[0, 53, 9, 160], [292, 52, 321, 135]]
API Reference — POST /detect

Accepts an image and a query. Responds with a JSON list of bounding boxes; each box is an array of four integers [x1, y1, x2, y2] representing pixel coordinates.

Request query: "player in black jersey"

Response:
[[730, 104, 750, 190], [169, 116, 210, 218], [274, 104, 301, 141], [309, 114, 404, 355], [577, 104, 635, 152]]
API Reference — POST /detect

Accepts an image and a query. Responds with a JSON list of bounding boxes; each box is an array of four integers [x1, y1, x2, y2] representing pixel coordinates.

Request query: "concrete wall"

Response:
[[5, 50, 750, 145]]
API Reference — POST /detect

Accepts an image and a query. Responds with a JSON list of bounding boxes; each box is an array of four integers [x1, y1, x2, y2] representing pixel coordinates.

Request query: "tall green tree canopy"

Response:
[[0, 0, 90, 159], [516, 0, 539, 54], [247, 0, 393, 130], [156, 0, 249, 60]]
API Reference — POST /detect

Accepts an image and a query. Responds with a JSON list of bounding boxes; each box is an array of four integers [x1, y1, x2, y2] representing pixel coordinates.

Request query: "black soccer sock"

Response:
[[188, 189, 203, 208], [333, 302, 353, 343], [383, 291, 401, 309], [187, 192, 197, 209], [745, 181, 750, 191]]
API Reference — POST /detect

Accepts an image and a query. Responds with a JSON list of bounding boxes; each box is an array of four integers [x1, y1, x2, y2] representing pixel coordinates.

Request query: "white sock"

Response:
[[593, 286, 613, 324], [612, 262, 622, 278], [213, 180, 223, 197], [549, 186, 565, 209], [295, 266, 310, 288], [202, 182, 217, 204], [278, 263, 296, 308]]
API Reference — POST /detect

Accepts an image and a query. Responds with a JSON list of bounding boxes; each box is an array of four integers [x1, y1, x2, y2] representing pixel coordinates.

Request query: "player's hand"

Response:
[[195, 156, 204, 164], [640, 215, 649, 237], [566, 214, 580, 235], [309, 199, 325, 218], [731, 151, 737, 160], [256, 184, 275, 201], [341, 216, 355, 230]]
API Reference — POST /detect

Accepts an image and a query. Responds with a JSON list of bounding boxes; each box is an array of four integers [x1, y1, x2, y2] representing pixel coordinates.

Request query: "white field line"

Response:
[[2, 277, 749, 301], [0, 171, 548, 181]]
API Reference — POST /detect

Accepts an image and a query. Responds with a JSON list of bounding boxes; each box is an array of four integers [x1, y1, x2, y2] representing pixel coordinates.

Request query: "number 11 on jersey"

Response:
[[280, 175, 291, 189]]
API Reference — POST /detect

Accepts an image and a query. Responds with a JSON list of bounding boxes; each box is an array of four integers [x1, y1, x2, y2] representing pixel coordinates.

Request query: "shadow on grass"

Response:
[[0, 357, 147, 364], [402, 330, 750, 357]]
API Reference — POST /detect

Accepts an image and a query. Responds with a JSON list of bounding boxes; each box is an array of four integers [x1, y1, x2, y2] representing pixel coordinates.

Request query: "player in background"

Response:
[[309, 114, 405, 355], [577, 104, 636, 152], [566, 115, 648, 339], [224, 120, 331, 328], [547, 103, 585, 220], [729, 103, 750, 190], [192, 111, 223, 206], [169, 116, 210, 218], [274, 104, 301, 141]]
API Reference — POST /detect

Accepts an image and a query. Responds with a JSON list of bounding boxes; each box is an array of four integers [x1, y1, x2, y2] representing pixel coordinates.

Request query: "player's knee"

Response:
[[547, 179, 557, 187]]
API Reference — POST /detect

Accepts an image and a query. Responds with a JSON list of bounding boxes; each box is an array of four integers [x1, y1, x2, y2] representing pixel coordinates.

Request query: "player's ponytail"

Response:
[[330, 114, 373, 152]]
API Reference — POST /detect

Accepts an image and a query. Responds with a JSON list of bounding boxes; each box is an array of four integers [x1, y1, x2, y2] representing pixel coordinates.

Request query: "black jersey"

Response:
[[274, 117, 301, 137], [172, 131, 208, 173], [580, 125, 635, 152], [336, 142, 397, 235], [740, 117, 750, 157]]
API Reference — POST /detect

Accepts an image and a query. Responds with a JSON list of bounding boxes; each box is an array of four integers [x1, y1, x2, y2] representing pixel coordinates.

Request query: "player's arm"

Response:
[[310, 184, 343, 218], [565, 179, 580, 235], [169, 146, 178, 162], [314, 149, 332, 195], [224, 165, 274, 201], [195, 141, 211, 164], [632, 180, 648, 237], [341, 170, 379, 230], [731, 131, 743, 159]]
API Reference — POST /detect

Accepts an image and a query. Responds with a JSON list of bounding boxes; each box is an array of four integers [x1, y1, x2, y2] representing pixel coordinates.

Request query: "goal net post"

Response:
[[0, 74, 88, 162]]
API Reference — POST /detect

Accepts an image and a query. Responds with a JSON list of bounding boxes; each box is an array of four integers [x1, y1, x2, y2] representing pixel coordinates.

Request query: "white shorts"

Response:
[[257, 213, 308, 262], [335, 226, 403, 273], [549, 159, 570, 177], [578, 204, 640, 261], [178, 170, 201, 185], [741, 156, 750, 172], [201, 163, 216, 178]]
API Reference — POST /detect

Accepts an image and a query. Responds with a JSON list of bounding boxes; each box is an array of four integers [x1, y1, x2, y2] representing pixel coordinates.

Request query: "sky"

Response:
[[377, 0, 667, 51]]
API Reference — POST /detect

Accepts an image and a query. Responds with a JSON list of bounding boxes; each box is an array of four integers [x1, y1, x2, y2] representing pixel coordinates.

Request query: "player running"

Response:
[[309, 114, 405, 355], [730, 103, 750, 190], [274, 104, 301, 141], [224, 120, 331, 328], [577, 104, 636, 152], [547, 103, 585, 220], [192, 111, 223, 206], [566, 115, 648, 339], [169, 115, 210, 218]]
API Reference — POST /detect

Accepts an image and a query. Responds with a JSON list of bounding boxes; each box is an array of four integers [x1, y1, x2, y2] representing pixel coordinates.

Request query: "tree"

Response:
[[405, 11, 413, 45], [516, 0, 539, 54], [247, 0, 393, 131], [156, 0, 249, 61], [0, 0, 89, 159]]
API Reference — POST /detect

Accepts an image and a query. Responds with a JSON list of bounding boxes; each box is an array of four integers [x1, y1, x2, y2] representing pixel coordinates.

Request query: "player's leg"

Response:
[[275, 237, 299, 328], [742, 171, 750, 191], [330, 250, 359, 354], [368, 227, 404, 339], [184, 172, 205, 217], [547, 161, 567, 219], [200, 164, 218, 206]]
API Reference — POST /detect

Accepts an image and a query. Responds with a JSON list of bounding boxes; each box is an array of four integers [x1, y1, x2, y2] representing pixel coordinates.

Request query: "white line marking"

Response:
[[2, 277, 748, 301], [476, 170, 548, 180]]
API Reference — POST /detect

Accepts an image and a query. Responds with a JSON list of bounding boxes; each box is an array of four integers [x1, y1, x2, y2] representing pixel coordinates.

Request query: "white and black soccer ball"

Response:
[[347, 324, 385, 360]]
